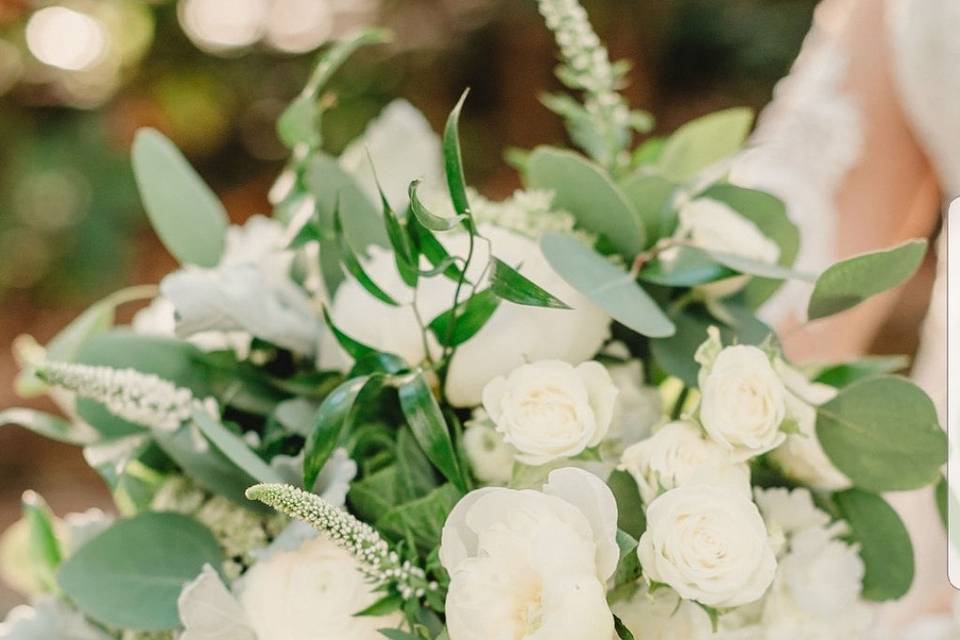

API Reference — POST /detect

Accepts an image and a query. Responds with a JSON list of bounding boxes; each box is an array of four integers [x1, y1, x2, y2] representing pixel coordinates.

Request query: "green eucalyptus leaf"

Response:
[[618, 173, 677, 247], [397, 373, 467, 491], [527, 146, 645, 257], [132, 129, 228, 268], [703, 248, 815, 282], [303, 376, 380, 490], [488, 257, 571, 309], [639, 247, 734, 287], [817, 375, 946, 492], [658, 108, 753, 182], [540, 232, 674, 338], [834, 489, 914, 601], [57, 512, 222, 630], [409, 180, 466, 231], [807, 239, 927, 320], [192, 410, 284, 485], [333, 205, 398, 306], [814, 355, 910, 388], [443, 90, 473, 221], [429, 289, 501, 348], [1, 408, 98, 446]]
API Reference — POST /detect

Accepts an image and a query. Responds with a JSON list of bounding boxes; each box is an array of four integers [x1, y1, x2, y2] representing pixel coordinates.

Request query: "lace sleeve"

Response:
[[729, 0, 863, 325]]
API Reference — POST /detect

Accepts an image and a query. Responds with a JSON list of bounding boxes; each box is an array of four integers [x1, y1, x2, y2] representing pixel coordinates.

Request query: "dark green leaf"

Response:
[[607, 470, 646, 539], [322, 306, 377, 361], [526, 146, 645, 257], [355, 593, 403, 617], [817, 376, 946, 492], [540, 233, 675, 338], [376, 483, 463, 552], [132, 129, 228, 268], [814, 355, 910, 388], [57, 512, 222, 630], [397, 373, 467, 491], [303, 376, 379, 489], [612, 529, 641, 589], [614, 615, 636, 640], [379, 630, 421, 640], [409, 218, 464, 282], [409, 180, 466, 231], [375, 177, 418, 288], [428, 289, 501, 348], [808, 239, 927, 320], [334, 204, 398, 306], [443, 90, 473, 221], [488, 257, 571, 309], [396, 428, 440, 502], [348, 466, 400, 523], [835, 489, 913, 601], [936, 475, 948, 530]]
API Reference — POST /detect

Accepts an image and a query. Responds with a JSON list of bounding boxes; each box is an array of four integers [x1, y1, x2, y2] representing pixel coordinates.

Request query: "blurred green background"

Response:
[[0, 0, 818, 614]]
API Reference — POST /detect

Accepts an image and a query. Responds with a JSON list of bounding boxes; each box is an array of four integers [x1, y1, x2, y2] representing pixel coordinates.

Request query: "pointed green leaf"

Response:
[[540, 232, 675, 338], [526, 146, 645, 257], [378, 185, 419, 288], [57, 512, 222, 630], [429, 288, 501, 348], [817, 375, 946, 492], [397, 373, 466, 491], [814, 355, 910, 388], [488, 257, 571, 309], [607, 470, 646, 539], [409, 180, 467, 231], [322, 306, 377, 361], [132, 129, 228, 268], [355, 593, 403, 617], [410, 218, 463, 282], [658, 108, 754, 181], [333, 204, 398, 306], [835, 489, 914, 601], [443, 90, 473, 221], [807, 239, 927, 320]]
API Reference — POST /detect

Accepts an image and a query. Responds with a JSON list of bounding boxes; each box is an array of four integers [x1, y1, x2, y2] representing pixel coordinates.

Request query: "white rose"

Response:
[[638, 485, 777, 608], [462, 416, 516, 485], [677, 198, 780, 298], [319, 225, 610, 407], [178, 537, 402, 640], [699, 344, 788, 461], [619, 420, 751, 504], [768, 361, 850, 491], [482, 360, 618, 465], [440, 467, 618, 640]]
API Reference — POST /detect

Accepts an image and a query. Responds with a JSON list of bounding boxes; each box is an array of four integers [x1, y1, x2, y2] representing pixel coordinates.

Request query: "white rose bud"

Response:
[[638, 485, 777, 608], [698, 342, 788, 461], [440, 468, 619, 640], [462, 418, 516, 485], [619, 420, 751, 504], [482, 360, 619, 465]]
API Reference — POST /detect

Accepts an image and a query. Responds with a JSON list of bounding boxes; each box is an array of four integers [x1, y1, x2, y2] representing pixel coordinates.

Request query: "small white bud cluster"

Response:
[[537, 0, 632, 164], [36, 360, 213, 433], [470, 188, 581, 239], [247, 483, 438, 601]]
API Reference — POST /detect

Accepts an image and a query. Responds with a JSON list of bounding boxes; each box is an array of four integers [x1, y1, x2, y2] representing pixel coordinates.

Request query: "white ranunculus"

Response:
[[462, 416, 516, 485], [638, 485, 777, 608], [340, 99, 445, 212], [612, 585, 714, 640], [698, 342, 787, 461], [753, 487, 829, 537], [440, 468, 618, 640], [619, 420, 751, 504], [179, 536, 402, 640], [768, 361, 850, 491], [320, 225, 610, 407], [677, 197, 780, 298], [482, 360, 619, 465]]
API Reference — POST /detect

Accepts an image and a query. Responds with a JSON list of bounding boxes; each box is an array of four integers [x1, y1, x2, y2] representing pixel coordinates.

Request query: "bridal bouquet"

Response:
[[0, 2, 946, 639]]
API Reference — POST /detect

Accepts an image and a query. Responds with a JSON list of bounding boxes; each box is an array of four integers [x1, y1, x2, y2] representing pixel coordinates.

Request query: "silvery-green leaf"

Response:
[[658, 108, 754, 182]]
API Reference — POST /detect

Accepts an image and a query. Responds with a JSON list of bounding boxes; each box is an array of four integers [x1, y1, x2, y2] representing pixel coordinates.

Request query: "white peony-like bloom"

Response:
[[612, 585, 714, 640], [619, 420, 751, 504], [638, 485, 777, 608], [462, 414, 516, 485], [179, 535, 402, 640], [321, 224, 610, 406], [440, 467, 618, 640], [768, 361, 850, 491], [482, 360, 619, 465], [698, 340, 788, 461]]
